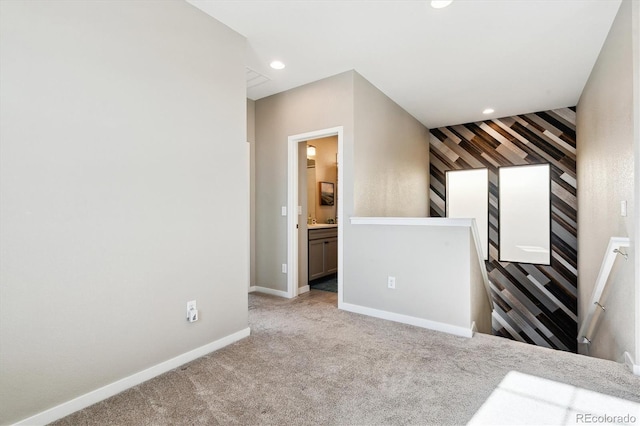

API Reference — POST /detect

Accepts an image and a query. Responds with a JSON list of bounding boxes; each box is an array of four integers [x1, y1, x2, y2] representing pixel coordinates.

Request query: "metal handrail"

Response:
[[577, 236, 630, 344]]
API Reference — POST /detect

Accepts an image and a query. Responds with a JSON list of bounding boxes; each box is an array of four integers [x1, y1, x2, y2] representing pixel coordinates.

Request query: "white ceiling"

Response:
[[188, 0, 621, 129]]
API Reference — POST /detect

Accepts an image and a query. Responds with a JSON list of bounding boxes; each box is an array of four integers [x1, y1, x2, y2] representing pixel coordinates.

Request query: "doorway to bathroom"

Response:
[[286, 126, 343, 305], [305, 136, 338, 294]]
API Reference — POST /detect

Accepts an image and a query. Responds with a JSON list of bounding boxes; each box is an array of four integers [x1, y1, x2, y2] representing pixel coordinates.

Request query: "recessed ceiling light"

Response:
[[270, 60, 285, 70], [431, 1, 453, 9], [483, 108, 495, 115]]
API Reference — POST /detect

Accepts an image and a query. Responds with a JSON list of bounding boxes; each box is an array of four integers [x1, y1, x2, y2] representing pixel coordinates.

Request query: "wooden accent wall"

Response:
[[429, 107, 577, 352]]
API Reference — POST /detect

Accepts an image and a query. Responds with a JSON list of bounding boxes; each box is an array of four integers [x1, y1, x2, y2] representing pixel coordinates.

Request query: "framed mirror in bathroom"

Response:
[[320, 181, 334, 206]]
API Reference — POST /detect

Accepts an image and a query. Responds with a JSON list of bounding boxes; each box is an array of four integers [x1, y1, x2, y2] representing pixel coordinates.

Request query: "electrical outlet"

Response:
[[388, 276, 396, 289], [187, 300, 198, 322], [621, 200, 627, 217], [282, 263, 287, 273]]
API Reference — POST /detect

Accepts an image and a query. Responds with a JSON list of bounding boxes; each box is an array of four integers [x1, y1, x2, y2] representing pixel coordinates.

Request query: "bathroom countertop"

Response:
[[308, 223, 338, 229]]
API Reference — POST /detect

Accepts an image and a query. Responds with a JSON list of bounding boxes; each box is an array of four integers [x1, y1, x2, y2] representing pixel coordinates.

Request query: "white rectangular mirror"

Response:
[[446, 168, 489, 260], [499, 164, 550, 265]]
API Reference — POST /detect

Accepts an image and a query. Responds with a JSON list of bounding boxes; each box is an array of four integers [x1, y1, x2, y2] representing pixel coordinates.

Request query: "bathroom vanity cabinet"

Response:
[[308, 226, 338, 281]]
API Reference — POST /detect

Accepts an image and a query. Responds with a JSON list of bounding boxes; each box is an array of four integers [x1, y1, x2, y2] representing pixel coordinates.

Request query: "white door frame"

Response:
[[287, 126, 343, 305]]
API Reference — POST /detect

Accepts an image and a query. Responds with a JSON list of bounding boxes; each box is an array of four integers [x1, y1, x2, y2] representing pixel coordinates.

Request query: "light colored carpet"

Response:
[[53, 290, 640, 425]]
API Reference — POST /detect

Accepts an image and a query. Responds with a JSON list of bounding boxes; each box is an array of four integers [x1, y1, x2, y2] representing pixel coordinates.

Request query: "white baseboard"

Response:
[[624, 351, 640, 376], [248, 286, 257, 293], [339, 302, 473, 338], [298, 285, 310, 294], [15, 327, 251, 426], [250, 286, 291, 298]]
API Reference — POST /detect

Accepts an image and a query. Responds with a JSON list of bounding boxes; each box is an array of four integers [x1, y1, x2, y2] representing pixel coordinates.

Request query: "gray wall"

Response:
[[253, 71, 430, 297], [0, 2, 249, 423], [353, 74, 430, 217], [344, 74, 431, 305], [345, 223, 489, 332], [254, 71, 355, 291], [577, 0, 636, 362]]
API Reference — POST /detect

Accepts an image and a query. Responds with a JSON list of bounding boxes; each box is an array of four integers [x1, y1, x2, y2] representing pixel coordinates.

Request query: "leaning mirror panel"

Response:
[[499, 164, 551, 265]]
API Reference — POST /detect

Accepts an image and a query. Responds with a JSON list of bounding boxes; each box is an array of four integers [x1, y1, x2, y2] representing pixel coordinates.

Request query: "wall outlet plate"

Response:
[[187, 300, 198, 322], [388, 276, 396, 289]]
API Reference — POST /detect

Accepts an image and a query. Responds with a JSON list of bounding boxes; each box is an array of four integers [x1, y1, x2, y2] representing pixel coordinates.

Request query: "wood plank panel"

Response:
[[429, 107, 578, 352]]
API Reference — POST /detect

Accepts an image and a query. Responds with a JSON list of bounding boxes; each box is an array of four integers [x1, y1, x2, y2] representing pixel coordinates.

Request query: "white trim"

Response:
[[471, 321, 478, 336], [248, 286, 256, 293], [336, 128, 344, 308], [340, 302, 473, 338], [251, 286, 291, 298], [624, 351, 640, 376], [298, 285, 310, 294], [287, 126, 344, 305], [14, 327, 251, 426], [350, 216, 474, 227]]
